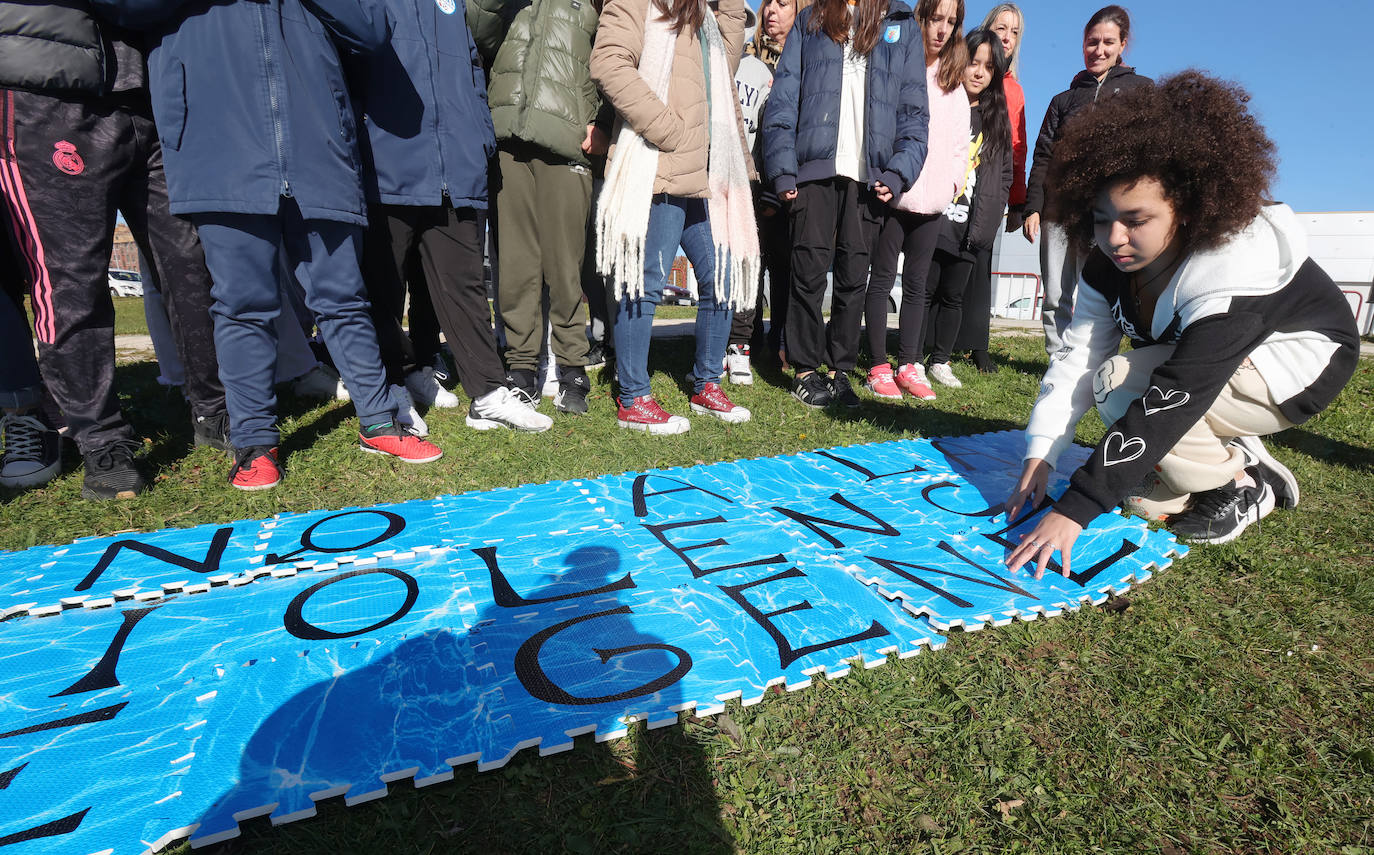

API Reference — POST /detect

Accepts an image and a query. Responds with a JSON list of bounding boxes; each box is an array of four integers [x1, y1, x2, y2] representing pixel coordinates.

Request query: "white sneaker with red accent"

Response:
[[690, 382, 751, 423], [616, 396, 691, 435]]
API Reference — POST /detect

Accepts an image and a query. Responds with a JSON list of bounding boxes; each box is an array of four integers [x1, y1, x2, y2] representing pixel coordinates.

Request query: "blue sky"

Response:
[[755, 0, 1373, 212], [1002, 0, 1373, 212]]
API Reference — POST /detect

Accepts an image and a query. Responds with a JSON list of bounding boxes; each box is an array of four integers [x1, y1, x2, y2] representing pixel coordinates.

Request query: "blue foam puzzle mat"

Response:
[[0, 433, 1184, 854]]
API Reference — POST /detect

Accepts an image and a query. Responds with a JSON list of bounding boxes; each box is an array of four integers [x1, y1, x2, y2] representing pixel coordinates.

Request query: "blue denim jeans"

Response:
[[614, 195, 732, 405]]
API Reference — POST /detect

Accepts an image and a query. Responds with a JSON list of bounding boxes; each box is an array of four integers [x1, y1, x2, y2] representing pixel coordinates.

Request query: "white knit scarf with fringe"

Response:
[[595, 5, 759, 310]]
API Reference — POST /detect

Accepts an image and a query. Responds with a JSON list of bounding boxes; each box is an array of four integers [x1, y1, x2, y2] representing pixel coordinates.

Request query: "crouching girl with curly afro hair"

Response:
[[1003, 70, 1360, 575]]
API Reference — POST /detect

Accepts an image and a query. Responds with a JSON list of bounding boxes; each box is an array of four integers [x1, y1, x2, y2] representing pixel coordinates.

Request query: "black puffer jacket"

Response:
[[0, 0, 147, 95], [1023, 64, 1151, 216]]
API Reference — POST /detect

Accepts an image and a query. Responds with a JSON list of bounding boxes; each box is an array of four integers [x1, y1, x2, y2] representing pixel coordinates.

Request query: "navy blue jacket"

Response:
[[88, 0, 390, 225], [346, 0, 495, 209], [761, 2, 928, 198]]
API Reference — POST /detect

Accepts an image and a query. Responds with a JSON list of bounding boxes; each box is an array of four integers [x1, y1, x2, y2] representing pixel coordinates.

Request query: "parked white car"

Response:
[[994, 295, 1036, 320], [108, 269, 144, 298]]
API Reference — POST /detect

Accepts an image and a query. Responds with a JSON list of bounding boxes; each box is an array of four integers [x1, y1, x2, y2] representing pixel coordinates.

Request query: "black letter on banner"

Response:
[[717, 568, 889, 668], [75, 527, 233, 592], [472, 545, 635, 607], [0, 704, 127, 740], [862, 542, 1037, 610], [266, 510, 406, 565], [981, 503, 1139, 585], [815, 449, 926, 481], [51, 606, 161, 697], [284, 568, 418, 641], [631, 474, 733, 518], [642, 517, 785, 579], [0, 808, 90, 847], [770, 493, 900, 549], [920, 481, 1001, 518], [0, 764, 90, 847], [514, 606, 692, 705]]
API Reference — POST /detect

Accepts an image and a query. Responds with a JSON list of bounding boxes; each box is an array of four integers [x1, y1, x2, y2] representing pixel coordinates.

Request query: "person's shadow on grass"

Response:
[[192, 544, 729, 855]]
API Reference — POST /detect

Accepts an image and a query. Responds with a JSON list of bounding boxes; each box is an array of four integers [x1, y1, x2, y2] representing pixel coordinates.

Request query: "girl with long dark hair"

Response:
[[922, 26, 1012, 388], [1021, 4, 1149, 358], [862, 0, 968, 402]]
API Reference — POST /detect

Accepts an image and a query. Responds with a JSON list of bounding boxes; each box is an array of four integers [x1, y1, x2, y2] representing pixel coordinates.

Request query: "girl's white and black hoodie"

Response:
[[1025, 203, 1360, 527]]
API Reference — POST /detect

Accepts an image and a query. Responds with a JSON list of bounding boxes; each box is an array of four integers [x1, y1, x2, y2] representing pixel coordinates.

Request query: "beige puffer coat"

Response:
[[591, 0, 754, 197]]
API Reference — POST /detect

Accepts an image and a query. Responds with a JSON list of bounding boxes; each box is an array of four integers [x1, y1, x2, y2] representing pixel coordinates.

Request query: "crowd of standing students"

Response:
[[0, 0, 1357, 551]]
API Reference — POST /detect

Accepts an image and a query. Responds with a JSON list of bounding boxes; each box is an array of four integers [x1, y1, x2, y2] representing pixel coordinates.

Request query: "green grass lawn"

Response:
[[3, 336, 1371, 855]]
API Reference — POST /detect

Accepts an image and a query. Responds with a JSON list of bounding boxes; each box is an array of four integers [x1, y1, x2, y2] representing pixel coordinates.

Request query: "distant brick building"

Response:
[[110, 223, 140, 272]]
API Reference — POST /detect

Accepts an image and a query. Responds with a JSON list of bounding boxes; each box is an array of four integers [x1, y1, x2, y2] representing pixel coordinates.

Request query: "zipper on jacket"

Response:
[[426, 1, 447, 200], [261, 3, 290, 196]]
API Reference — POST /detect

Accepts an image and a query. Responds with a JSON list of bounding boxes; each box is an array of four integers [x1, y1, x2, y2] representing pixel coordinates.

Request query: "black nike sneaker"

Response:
[[1168, 468, 1274, 545]]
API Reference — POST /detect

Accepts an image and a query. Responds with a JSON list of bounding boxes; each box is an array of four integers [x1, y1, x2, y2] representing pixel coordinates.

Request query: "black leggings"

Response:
[[925, 247, 976, 364], [864, 210, 942, 365]]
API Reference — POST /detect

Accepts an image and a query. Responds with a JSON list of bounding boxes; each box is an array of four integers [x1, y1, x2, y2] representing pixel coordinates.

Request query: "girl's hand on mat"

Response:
[[1006, 511, 1083, 580], [1004, 458, 1050, 523]]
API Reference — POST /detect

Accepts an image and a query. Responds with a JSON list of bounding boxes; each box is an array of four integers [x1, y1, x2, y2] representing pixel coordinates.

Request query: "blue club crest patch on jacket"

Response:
[[884, 24, 901, 43], [435, 0, 456, 13]]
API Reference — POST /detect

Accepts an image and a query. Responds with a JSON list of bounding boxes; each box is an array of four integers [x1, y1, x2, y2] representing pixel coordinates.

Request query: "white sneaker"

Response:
[[393, 388, 429, 437], [725, 344, 754, 385], [293, 364, 349, 401], [1231, 435, 1300, 509], [405, 367, 460, 408], [928, 362, 962, 388], [466, 387, 553, 433]]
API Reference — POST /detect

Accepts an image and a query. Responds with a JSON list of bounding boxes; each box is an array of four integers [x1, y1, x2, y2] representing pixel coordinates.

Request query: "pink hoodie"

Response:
[[895, 60, 971, 215]]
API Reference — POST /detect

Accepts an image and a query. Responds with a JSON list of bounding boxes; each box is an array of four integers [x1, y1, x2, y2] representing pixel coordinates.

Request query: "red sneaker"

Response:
[[359, 423, 443, 463], [229, 446, 282, 491], [689, 382, 751, 423], [896, 363, 937, 401], [616, 396, 691, 435]]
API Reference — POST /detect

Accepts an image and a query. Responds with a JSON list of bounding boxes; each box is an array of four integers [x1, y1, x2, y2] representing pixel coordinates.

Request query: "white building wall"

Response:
[[990, 211, 1374, 334]]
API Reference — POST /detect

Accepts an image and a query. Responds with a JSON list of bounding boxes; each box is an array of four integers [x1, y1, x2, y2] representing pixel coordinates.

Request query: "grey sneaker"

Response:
[[1, 412, 61, 488]]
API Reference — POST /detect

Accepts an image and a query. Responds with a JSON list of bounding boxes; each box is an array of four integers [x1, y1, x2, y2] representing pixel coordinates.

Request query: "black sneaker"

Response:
[[585, 342, 609, 368], [1168, 468, 1274, 545], [1231, 435, 1299, 509], [827, 371, 861, 409], [193, 412, 231, 452], [791, 372, 833, 408], [555, 368, 591, 415], [506, 368, 539, 408], [81, 441, 147, 500], [0, 412, 61, 488], [971, 349, 997, 374]]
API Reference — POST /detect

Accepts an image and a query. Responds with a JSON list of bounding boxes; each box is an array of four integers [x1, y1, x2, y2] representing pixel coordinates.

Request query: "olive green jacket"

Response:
[[466, 0, 605, 165]]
